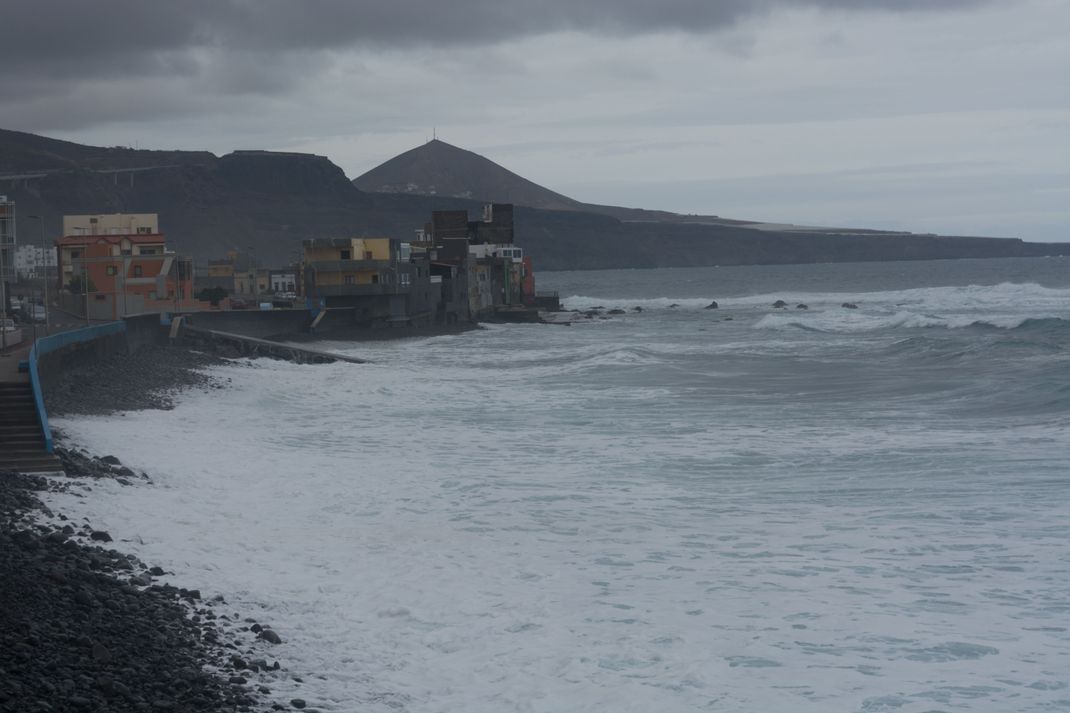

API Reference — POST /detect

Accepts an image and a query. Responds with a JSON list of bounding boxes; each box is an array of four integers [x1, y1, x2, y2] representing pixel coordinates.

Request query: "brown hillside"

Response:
[[0, 128, 215, 173], [353, 139, 584, 211]]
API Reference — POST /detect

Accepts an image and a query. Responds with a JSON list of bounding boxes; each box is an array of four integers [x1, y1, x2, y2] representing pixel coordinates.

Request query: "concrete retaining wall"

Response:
[[124, 313, 168, 352], [34, 322, 128, 394], [178, 309, 310, 339], [30, 315, 170, 452]]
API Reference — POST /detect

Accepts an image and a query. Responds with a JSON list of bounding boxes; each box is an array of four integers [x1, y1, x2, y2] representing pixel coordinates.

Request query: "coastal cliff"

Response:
[[3, 128, 1066, 269]]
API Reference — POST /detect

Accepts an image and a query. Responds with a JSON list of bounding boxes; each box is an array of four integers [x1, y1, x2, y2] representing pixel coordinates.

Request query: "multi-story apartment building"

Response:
[[0, 196, 15, 313], [15, 244, 58, 279], [302, 237, 440, 326], [56, 213, 197, 319]]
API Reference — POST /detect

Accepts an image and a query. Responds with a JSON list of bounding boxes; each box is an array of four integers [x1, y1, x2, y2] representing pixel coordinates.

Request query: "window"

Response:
[[140, 248, 158, 255], [133, 265, 143, 277], [371, 274, 379, 284], [340, 249, 351, 260], [106, 266, 117, 276], [364, 251, 373, 260], [344, 275, 354, 285], [137, 227, 152, 234]]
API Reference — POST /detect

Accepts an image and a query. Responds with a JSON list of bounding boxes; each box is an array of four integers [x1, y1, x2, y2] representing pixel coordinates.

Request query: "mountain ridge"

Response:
[[2, 128, 1067, 271], [354, 139, 583, 211], [354, 139, 753, 227]]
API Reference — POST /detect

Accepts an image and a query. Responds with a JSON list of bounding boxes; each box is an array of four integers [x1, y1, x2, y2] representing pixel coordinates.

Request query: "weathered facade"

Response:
[[302, 237, 433, 326], [55, 214, 201, 319], [0, 196, 14, 315]]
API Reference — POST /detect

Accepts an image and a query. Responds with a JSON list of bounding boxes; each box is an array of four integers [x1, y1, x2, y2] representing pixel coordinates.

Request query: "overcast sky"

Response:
[[2, 0, 1067, 241]]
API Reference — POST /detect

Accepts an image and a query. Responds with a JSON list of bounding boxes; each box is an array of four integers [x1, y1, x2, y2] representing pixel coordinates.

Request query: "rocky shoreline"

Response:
[[3, 344, 325, 712], [44, 345, 231, 417], [0, 466, 284, 712]]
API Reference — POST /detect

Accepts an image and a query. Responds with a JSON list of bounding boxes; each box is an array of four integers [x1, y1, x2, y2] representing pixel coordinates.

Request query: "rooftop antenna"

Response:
[[433, 127, 436, 140]]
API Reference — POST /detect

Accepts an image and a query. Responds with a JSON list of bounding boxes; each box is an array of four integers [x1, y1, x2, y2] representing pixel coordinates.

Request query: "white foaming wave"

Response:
[[562, 295, 715, 311], [566, 282, 1070, 314], [754, 309, 1064, 333], [40, 330, 1070, 713]]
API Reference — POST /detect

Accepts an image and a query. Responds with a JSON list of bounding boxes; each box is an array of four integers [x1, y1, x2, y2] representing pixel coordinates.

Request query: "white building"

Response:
[[0, 196, 14, 313], [469, 243, 523, 263], [14, 243, 57, 279]]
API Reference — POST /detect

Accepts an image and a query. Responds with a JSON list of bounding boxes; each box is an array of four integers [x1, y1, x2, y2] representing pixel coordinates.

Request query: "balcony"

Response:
[[310, 283, 409, 297], [306, 260, 393, 273]]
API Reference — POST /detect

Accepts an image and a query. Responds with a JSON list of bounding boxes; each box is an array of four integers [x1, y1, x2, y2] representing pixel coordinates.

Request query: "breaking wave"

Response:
[[753, 313, 1070, 334]]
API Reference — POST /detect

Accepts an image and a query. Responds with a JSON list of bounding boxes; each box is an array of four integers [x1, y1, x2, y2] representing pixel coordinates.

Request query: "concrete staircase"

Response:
[[0, 381, 63, 473]]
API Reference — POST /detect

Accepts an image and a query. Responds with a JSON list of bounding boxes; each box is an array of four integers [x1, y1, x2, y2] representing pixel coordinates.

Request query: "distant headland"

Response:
[[2, 128, 1067, 271]]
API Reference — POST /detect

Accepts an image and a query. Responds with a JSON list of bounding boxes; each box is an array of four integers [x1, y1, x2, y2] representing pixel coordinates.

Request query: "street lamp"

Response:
[[26, 215, 50, 337], [247, 244, 259, 302]]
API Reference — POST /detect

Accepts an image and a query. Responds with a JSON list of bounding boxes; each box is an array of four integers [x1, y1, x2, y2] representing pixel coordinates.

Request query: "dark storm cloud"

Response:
[[0, 0, 987, 131], [2, 0, 986, 76]]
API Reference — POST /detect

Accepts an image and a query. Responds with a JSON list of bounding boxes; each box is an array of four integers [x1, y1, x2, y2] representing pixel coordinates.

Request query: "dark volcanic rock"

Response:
[[842, 302, 859, 309], [705, 301, 718, 309], [772, 300, 788, 308], [0, 471, 262, 712], [796, 304, 809, 310], [44, 345, 228, 417]]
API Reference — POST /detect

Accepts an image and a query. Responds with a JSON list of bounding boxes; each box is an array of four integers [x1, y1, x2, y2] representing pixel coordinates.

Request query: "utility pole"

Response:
[[82, 258, 90, 325], [27, 215, 49, 336], [0, 234, 6, 353]]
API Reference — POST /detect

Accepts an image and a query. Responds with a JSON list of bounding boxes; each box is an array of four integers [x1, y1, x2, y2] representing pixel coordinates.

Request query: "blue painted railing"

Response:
[[29, 321, 126, 454]]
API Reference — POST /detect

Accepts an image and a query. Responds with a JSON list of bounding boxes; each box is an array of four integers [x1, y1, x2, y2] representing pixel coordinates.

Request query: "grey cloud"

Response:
[[0, 0, 990, 132], [2, 0, 988, 76]]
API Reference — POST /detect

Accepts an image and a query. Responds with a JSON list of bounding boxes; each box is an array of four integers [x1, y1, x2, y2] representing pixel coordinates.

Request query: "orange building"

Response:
[[56, 233, 198, 320]]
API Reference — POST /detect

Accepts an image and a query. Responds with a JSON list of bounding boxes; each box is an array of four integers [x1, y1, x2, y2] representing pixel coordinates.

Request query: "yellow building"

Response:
[[63, 213, 159, 236], [206, 261, 234, 278], [302, 237, 395, 294]]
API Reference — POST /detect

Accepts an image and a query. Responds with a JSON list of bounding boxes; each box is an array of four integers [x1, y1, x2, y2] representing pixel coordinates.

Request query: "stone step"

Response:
[[0, 454, 63, 469], [0, 432, 44, 442], [0, 412, 39, 419], [0, 430, 44, 440], [0, 420, 41, 428], [0, 442, 46, 451], [0, 458, 63, 468]]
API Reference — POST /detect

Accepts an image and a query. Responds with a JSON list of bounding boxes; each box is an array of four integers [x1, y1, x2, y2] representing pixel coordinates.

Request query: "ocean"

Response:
[[47, 256, 1070, 712]]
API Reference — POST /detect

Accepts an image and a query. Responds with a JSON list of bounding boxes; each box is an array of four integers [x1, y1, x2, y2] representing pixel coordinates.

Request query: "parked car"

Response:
[[17, 301, 45, 322], [1, 317, 23, 348]]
